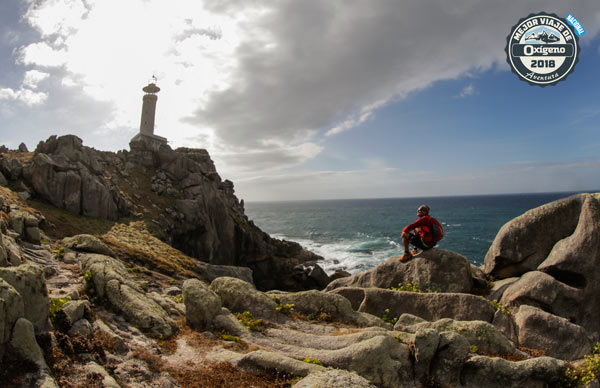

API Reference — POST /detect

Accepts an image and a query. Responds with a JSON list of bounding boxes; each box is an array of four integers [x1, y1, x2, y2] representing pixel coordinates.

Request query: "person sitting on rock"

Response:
[[400, 205, 443, 261]]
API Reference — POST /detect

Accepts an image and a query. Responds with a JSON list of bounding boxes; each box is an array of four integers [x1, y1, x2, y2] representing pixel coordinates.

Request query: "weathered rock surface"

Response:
[[209, 277, 280, 321], [330, 287, 495, 323], [0, 278, 24, 360], [269, 289, 381, 326], [399, 317, 519, 356], [292, 368, 376, 388], [61, 234, 114, 256], [182, 278, 222, 330], [18, 134, 327, 291], [484, 193, 586, 278], [195, 261, 253, 284], [514, 305, 592, 360], [461, 355, 568, 388], [0, 263, 50, 333], [326, 249, 473, 293], [81, 253, 178, 338]]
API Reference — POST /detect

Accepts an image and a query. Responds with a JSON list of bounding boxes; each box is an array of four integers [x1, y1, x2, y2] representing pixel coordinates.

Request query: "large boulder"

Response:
[[0, 278, 24, 361], [514, 305, 592, 360], [269, 289, 375, 326], [195, 261, 253, 284], [325, 249, 472, 293], [182, 278, 222, 330], [0, 263, 49, 333], [330, 287, 495, 323], [292, 369, 376, 388], [461, 355, 568, 388], [500, 271, 581, 322], [484, 194, 586, 278], [81, 254, 178, 338], [488, 194, 600, 334], [399, 317, 519, 356], [209, 277, 280, 321]]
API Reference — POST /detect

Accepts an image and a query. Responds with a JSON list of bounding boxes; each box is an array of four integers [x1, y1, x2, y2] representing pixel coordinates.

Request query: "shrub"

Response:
[[490, 299, 511, 316], [382, 308, 398, 325], [390, 281, 429, 293], [84, 270, 93, 290], [235, 311, 265, 332], [276, 303, 295, 315], [49, 296, 71, 323], [560, 343, 600, 388], [54, 247, 65, 260]]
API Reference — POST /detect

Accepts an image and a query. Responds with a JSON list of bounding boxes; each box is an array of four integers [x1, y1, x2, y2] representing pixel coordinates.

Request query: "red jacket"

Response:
[[402, 215, 436, 245]]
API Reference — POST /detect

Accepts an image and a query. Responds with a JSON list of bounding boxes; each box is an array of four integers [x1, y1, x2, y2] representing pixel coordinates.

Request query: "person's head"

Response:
[[417, 205, 430, 216]]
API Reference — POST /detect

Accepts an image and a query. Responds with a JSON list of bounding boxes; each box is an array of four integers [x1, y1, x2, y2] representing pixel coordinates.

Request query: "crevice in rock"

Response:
[[542, 267, 587, 289]]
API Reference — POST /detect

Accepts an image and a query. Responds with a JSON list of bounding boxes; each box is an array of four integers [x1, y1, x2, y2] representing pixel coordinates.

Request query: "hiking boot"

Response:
[[399, 252, 412, 262], [411, 249, 419, 255]]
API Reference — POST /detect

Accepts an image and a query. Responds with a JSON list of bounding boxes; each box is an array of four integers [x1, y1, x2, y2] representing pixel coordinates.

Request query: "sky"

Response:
[[0, 0, 599, 202]]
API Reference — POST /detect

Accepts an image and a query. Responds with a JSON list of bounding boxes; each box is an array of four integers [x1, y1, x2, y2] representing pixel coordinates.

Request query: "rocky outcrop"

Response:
[[484, 193, 600, 359], [325, 249, 473, 293], [4, 134, 327, 291], [81, 253, 178, 338], [182, 278, 222, 330], [0, 263, 50, 333]]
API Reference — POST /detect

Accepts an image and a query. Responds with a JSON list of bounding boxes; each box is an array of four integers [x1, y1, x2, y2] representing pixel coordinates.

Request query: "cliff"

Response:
[[1, 139, 599, 388], [0, 135, 328, 291]]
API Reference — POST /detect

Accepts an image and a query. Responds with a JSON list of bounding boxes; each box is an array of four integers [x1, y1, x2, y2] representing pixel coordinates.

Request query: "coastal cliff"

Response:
[[0, 137, 599, 388]]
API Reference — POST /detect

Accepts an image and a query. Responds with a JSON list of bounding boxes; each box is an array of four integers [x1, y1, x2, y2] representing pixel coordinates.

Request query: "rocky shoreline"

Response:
[[1, 136, 599, 388]]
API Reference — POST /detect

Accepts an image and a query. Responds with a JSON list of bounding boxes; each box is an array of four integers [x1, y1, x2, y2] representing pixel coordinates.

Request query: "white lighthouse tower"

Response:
[[130, 77, 168, 151]]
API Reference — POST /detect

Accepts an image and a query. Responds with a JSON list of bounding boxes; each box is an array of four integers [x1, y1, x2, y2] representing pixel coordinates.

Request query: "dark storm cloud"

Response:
[[186, 0, 600, 152]]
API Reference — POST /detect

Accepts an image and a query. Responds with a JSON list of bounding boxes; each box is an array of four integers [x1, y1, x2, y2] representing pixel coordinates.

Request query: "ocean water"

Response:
[[244, 192, 586, 275]]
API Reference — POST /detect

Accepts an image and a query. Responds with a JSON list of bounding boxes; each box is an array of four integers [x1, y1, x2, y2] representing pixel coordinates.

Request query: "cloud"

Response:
[[4, 0, 600, 191], [0, 87, 48, 106], [23, 70, 50, 89], [187, 0, 600, 150], [457, 83, 477, 98]]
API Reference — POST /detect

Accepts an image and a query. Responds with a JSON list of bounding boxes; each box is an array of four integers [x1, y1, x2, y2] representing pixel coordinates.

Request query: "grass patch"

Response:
[[27, 199, 117, 239], [100, 221, 198, 277]]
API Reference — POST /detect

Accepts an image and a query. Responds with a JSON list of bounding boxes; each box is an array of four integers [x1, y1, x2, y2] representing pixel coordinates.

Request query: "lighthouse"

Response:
[[130, 77, 168, 151]]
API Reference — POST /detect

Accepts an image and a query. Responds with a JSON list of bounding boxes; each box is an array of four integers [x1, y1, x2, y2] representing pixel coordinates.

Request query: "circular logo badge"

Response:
[[506, 12, 579, 86]]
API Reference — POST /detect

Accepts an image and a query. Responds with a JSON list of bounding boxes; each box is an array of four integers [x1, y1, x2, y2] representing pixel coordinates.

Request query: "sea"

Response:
[[244, 191, 590, 275]]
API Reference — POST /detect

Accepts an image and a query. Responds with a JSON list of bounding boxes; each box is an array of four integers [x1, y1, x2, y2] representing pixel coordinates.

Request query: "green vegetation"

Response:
[[490, 299, 511, 316], [469, 345, 479, 354], [84, 270, 93, 290], [560, 343, 600, 388], [235, 311, 265, 331], [390, 281, 431, 293], [302, 357, 323, 366], [171, 294, 184, 304], [53, 247, 65, 260], [276, 303, 295, 315], [49, 296, 71, 323], [382, 308, 398, 325], [220, 334, 242, 343]]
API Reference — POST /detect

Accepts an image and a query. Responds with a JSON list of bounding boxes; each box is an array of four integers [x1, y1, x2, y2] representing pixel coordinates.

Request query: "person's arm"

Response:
[[402, 217, 427, 234]]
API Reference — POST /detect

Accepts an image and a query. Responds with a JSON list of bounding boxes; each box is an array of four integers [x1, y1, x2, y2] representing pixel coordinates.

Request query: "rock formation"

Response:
[[1, 135, 327, 291], [2, 137, 600, 387]]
